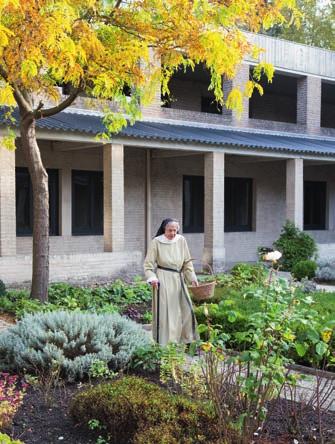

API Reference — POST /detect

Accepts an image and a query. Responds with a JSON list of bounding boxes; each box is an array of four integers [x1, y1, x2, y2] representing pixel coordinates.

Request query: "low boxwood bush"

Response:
[[292, 259, 317, 281], [70, 376, 219, 444], [274, 221, 317, 271], [0, 311, 150, 381]]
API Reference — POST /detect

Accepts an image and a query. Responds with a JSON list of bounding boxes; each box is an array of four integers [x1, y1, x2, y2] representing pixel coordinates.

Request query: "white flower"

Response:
[[263, 250, 282, 262]]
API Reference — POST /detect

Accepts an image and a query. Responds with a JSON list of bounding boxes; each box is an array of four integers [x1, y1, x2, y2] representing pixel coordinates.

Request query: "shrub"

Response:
[[292, 260, 317, 281], [70, 376, 218, 444], [316, 257, 335, 282], [274, 221, 317, 271], [0, 311, 150, 381]]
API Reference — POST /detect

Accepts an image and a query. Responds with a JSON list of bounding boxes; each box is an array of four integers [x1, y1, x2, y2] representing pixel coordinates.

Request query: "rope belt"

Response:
[[155, 265, 196, 343]]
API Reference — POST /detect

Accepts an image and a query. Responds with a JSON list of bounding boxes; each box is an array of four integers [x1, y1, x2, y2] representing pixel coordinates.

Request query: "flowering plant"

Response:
[[0, 373, 28, 429]]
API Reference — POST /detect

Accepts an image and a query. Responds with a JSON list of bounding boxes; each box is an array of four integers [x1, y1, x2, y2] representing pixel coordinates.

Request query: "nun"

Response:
[[144, 218, 199, 346]]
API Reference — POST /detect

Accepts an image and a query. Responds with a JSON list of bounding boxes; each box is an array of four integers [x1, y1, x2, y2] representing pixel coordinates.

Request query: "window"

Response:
[[183, 176, 204, 233], [249, 71, 297, 123], [72, 170, 103, 235], [16, 168, 59, 236], [304, 181, 326, 230], [225, 178, 253, 232], [201, 96, 222, 115]]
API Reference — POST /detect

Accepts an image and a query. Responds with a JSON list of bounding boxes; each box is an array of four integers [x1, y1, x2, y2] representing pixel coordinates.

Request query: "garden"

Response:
[[0, 222, 334, 444]]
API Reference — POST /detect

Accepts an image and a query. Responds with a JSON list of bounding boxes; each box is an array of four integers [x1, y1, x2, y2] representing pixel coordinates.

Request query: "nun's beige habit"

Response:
[[144, 234, 198, 345]]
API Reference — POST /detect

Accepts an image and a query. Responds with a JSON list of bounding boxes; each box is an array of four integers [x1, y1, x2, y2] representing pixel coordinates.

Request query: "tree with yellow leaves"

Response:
[[0, 0, 299, 301]]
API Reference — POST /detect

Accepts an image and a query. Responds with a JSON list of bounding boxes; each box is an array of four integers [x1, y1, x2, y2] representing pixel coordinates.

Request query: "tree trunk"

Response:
[[20, 113, 49, 302]]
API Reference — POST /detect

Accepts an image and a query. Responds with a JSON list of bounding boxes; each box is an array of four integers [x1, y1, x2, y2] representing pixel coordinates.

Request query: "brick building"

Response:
[[1, 33, 335, 285]]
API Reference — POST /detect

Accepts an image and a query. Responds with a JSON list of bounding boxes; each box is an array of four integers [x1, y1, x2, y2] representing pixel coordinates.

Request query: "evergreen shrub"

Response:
[[0, 311, 150, 381], [70, 376, 218, 444], [291, 260, 317, 281], [274, 221, 317, 271]]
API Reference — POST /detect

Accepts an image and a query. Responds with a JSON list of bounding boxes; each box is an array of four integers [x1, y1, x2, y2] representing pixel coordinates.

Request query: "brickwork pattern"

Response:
[[286, 158, 304, 229], [103, 144, 125, 252]]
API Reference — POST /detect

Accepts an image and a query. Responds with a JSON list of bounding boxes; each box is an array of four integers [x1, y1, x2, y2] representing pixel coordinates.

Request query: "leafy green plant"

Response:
[[274, 221, 317, 271], [0, 278, 152, 319], [89, 360, 116, 380], [292, 259, 317, 281], [129, 343, 163, 373], [70, 376, 218, 444], [0, 311, 150, 381], [142, 311, 152, 323]]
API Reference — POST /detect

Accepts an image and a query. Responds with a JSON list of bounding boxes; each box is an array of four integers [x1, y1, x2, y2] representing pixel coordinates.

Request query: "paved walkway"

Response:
[[316, 284, 335, 292], [0, 318, 12, 332]]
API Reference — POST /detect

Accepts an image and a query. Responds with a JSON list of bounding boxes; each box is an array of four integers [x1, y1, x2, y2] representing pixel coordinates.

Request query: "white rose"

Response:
[[263, 250, 282, 262]]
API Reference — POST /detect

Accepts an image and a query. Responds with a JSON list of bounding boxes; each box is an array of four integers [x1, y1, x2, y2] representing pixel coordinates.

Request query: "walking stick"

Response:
[[156, 282, 160, 343]]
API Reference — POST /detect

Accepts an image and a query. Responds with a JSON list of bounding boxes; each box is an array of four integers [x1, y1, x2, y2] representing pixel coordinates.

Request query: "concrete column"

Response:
[[0, 146, 16, 256], [222, 64, 249, 127], [286, 158, 304, 229], [60, 168, 72, 235], [203, 152, 225, 271], [297, 76, 321, 134], [103, 143, 124, 251], [140, 48, 162, 117]]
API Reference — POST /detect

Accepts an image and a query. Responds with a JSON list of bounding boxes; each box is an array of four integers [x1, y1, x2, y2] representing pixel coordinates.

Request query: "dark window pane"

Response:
[[304, 181, 326, 230], [16, 168, 59, 236], [225, 178, 252, 232], [201, 97, 222, 115], [72, 170, 103, 235], [183, 176, 204, 233]]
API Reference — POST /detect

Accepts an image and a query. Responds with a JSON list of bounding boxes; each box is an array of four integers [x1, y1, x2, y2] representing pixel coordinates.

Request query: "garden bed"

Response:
[[6, 374, 335, 444]]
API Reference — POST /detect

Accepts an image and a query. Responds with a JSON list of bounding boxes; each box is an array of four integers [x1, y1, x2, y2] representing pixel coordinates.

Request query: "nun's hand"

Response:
[[150, 280, 159, 289], [191, 280, 199, 287]]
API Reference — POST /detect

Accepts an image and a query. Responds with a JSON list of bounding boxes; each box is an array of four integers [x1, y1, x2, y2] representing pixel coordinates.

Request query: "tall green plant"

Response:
[[274, 221, 317, 271]]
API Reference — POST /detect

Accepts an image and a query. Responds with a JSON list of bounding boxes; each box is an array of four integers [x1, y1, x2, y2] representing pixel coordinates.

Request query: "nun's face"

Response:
[[164, 222, 179, 240]]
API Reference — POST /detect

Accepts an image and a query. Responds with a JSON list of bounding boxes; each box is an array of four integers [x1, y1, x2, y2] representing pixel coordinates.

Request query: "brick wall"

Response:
[[0, 251, 142, 286]]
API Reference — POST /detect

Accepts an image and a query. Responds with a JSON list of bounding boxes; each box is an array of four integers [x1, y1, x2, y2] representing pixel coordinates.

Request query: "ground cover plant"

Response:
[[0, 277, 152, 321]]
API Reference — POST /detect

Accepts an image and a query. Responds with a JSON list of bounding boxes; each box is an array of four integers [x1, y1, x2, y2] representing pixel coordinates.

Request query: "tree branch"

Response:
[[0, 66, 8, 81], [33, 87, 82, 119], [13, 87, 32, 115]]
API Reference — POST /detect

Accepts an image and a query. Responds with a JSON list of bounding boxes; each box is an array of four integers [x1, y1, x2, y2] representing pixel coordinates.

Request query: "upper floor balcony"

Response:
[[59, 32, 335, 137]]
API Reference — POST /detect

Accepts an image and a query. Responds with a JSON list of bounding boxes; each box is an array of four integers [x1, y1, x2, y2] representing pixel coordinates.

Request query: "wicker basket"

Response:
[[188, 263, 216, 302]]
